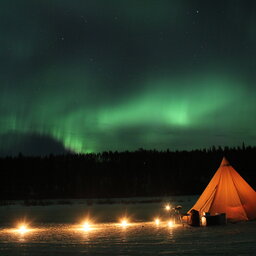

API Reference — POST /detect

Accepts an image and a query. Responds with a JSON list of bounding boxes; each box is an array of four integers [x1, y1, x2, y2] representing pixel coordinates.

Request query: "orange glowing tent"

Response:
[[189, 157, 256, 222]]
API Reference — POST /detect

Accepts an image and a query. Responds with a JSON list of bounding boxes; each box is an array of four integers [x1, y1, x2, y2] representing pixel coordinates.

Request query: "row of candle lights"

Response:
[[14, 218, 175, 235], [12, 204, 176, 234]]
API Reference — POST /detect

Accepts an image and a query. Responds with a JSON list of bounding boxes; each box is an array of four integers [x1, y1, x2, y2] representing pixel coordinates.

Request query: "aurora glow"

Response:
[[0, 0, 256, 155]]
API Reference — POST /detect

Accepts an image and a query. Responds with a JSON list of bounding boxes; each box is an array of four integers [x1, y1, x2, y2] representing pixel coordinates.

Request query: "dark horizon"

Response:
[[1, 145, 255, 200], [0, 134, 252, 157]]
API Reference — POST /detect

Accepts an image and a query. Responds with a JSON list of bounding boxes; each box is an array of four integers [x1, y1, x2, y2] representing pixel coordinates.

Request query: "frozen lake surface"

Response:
[[0, 197, 256, 255], [1, 222, 256, 256]]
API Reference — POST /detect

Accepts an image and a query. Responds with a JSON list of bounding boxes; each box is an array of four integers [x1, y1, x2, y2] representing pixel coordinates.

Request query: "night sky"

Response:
[[1, 0, 256, 155]]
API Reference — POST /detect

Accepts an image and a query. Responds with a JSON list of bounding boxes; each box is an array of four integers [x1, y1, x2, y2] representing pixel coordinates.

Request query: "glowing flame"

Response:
[[168, 220, 174, 227], [82, 222, 91, 231], [120, 218, 129, 227], [17, 224, 28, 234], [165, 204, 171, 211], [154, 218, 160, 225], [201, 216, 207, 226]]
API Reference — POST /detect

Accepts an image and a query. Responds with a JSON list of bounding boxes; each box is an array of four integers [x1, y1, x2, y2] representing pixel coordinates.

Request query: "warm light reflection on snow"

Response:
[[154, 218, 160, 225], [120, 218, 129, 227], [0, 221, 253, 255], [82, 222, 91, 231], [17, 224, 29, 234], [168, 220, 174, 227]]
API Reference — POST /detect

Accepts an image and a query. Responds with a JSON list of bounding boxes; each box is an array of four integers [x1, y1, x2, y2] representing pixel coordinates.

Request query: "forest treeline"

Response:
[[0, 145, 255, 200]]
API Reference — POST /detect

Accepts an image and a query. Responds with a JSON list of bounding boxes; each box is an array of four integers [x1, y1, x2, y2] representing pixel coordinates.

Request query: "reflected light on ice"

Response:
[[18, 225, 28, 234], [154, 218, 160, 225], [82, 222, 91, 231], [0, 222, 253, 255], [120, 218, 129, 228], [14, 223, 34, 235], [168, 220, 174, 227]]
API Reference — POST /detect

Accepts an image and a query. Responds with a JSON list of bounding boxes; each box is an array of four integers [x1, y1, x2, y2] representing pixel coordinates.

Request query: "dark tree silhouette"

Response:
[[0, 146, 255, 200]]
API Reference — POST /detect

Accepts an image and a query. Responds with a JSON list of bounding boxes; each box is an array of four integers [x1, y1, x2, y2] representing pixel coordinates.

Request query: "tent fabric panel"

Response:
[[189, 169, 221, 213], [229, 167, 256, 220], [209, 166, 248, 221]]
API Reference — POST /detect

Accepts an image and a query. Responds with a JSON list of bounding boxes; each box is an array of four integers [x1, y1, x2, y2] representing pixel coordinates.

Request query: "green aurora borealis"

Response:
[[1, 0, 256, 155]]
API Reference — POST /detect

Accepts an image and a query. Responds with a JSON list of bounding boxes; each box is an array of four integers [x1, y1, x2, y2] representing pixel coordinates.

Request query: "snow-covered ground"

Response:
[[0, 196, 255, 255]]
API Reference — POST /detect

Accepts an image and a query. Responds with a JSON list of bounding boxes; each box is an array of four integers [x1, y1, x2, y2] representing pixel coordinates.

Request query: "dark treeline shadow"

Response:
[[0, 145, 255, 200]]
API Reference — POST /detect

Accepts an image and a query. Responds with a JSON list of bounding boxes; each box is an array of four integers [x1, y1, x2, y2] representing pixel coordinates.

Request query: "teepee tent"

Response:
[[189, 157, 256, 221]]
